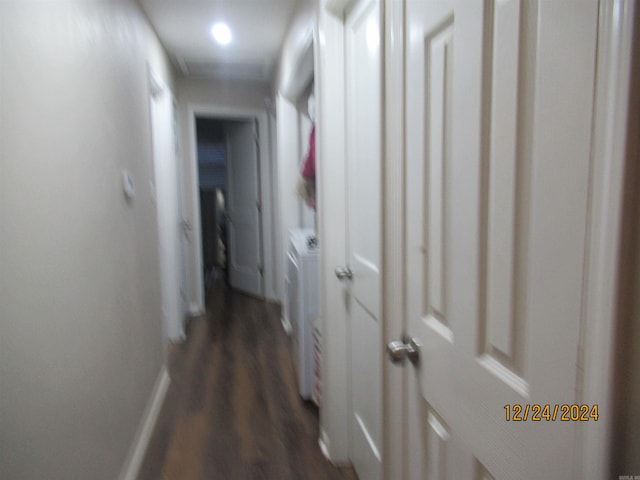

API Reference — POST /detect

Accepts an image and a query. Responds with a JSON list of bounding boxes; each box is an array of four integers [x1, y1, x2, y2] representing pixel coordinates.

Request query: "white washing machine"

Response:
[[285, 228, 319, 400]]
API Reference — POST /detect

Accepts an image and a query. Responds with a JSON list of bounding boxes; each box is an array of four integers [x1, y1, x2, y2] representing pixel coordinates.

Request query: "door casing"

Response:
[[184, 105, 275, 313], [148, 66, 185, 345], [318, 0, 635, 475]]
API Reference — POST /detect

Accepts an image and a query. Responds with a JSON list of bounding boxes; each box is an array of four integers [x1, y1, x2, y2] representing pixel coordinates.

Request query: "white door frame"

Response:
[[316, 1, 350, 464], [381, 0, 403, 478], [381, 0, 637, 478], [148, 66, 185, 345], [315, 0, 406, 470], [185, 104, 274, 313], [317, 0, 388, 468], [577, 1, 637, 478]]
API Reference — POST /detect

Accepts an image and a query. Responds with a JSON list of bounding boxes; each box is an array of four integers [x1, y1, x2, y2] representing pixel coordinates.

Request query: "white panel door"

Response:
[[345, 0, 382, 478], [404, 1, 599, 479], [226, 121, 263, 297]]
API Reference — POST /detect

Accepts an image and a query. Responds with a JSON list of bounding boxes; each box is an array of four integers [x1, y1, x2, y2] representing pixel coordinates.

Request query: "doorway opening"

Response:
[[195, 118, 228, 292], [194, 116, 264, 300]]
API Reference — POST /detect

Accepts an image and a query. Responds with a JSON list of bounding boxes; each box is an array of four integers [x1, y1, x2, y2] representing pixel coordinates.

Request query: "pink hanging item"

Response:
[[300, 125, 316, 210]]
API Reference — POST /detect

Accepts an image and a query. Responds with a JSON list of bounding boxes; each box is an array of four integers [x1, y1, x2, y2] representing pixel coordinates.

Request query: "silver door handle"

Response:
[[387, 336, 420, 366], [335, 266, 353, 281]]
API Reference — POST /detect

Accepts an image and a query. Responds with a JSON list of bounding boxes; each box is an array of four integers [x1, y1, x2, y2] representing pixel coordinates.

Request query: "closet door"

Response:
[[403, 1, 599, 478]]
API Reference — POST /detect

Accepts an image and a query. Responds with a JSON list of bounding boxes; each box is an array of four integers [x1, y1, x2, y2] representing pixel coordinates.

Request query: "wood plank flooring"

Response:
[[137, 281, 357, 480]]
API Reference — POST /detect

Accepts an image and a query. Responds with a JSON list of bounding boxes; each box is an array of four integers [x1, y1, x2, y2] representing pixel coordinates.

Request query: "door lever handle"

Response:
[[387, 336, 420, 366], [335, 266, 353, 281]]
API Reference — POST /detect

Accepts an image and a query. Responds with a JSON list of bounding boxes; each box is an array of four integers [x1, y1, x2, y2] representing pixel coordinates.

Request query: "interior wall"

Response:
[[262, 0, 319, 319], [177, 78, 275, 307], [276, 94, 308, 313], [274, 0, 316, 102], [0, 1, 173, 479]]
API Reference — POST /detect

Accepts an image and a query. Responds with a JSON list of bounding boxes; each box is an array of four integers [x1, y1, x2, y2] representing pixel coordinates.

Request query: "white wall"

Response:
[[275, 0, 316, 102], [276, 95, 300, 310], [177, 78, 277, 307], [273, 0, 317, 314], [274, 92, 316, 317], [0, 1, 173, 479], [179, 78, 272, 112]]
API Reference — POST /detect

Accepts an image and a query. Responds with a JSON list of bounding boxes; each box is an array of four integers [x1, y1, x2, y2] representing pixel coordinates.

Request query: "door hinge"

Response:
[[258, 265, 264, 276], [256, 201, 262, 212]]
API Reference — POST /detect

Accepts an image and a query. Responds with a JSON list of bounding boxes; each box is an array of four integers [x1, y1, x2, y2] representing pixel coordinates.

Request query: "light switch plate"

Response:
[[122, 170, 135, 201]]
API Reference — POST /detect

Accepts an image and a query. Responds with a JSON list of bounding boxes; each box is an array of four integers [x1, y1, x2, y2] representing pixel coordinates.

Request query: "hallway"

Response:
[[1, 1, 638, 478], [137, 282, 356, 480]]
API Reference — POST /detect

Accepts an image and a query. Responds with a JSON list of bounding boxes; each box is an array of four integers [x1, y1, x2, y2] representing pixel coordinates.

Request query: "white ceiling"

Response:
[[139, 0, 300, 85]]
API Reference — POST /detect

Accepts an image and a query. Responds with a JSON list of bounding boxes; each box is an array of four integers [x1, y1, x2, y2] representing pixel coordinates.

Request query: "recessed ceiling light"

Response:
[[211, 22, 232, 46]]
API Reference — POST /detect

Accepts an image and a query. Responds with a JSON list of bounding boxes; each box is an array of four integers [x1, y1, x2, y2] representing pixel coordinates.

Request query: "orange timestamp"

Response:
[[504, 404, 599, 422]]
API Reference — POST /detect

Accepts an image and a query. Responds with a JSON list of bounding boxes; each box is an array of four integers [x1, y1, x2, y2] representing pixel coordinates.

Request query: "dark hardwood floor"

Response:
[[137, 281, 357, 480]]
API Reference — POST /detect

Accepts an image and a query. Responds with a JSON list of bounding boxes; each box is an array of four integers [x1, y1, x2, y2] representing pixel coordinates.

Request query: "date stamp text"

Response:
[[504, 404, 599, 422]]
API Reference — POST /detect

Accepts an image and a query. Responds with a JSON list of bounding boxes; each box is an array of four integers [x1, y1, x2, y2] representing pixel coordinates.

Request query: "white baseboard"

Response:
[[318, 428, 330, 459], [118, 366, 170, 480], [319, 427, 351, 466]]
